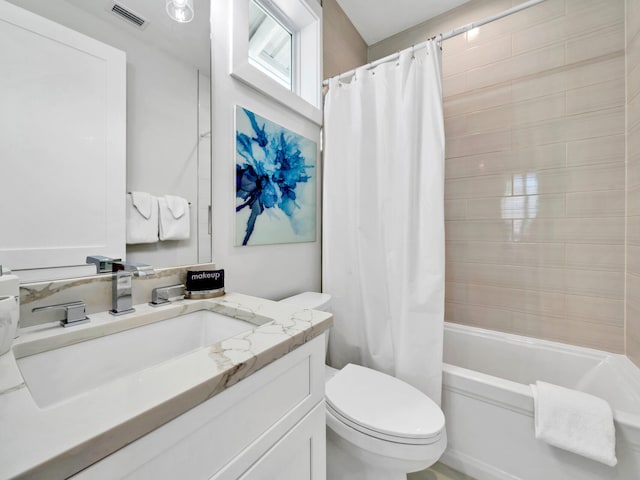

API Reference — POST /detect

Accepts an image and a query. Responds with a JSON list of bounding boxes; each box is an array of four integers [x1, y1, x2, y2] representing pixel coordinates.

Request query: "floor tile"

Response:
[[409, 462, 477, 480]]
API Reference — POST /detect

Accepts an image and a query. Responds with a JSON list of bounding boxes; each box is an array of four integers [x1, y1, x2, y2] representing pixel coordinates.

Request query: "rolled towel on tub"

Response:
[[531, 380, 617, 466]]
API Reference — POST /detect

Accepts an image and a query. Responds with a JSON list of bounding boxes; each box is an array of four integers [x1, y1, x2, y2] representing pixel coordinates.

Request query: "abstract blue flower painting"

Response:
[[235, 106, 317, 246]]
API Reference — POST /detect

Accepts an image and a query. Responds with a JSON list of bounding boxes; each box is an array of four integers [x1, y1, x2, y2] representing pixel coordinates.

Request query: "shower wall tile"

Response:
[[446, 241, 566, 267], [565, 0, 612, 13], [533, 164, 625, 195], [445, 144, 566, 179], [446, 130, 512, 158], [565, 24, 624, 64], [512, 0, 624, 54], [629, 88, 640, 131], [509, 107, 624, 148], [445, 220, 513, 243], [512, 217, 624, 245], [443, 34, 512, 78], [566, 135, 626, 167], [629, 31, 640, 77], [564, 244, 625, 271], [564, 295, 624, 325], [627, 215, 640, 246], [565, 190, 625, 217], [565, 78, 626, 115], [372, 0, 626, 353], [442, 72, 467, 98], [627, 246, 640, 273], [444, 200, 467, 220], [464, 283, 565, 315], [467, 44, 566, 91], [628, 0, 640, 367], [626, 187, 640, 217], [445, 301, 624, 352], [467, 0, 566, 48], [446, 261, 623, 299], [510, 55, 624, 103], [445, 174, 511, 199], [466, 194, 566, 220], [444, 84, 512, 118], [629, 64, 640, 101]]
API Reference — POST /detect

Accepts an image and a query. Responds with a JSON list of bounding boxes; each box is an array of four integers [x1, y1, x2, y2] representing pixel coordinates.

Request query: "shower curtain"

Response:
[[323, 41, 445, 404]]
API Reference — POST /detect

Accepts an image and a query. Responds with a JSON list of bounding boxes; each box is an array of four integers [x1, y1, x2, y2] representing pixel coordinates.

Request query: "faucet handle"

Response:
[[32, 301, 90, 327], [86, 256, 121, 274], [150, 284, 185, 306]]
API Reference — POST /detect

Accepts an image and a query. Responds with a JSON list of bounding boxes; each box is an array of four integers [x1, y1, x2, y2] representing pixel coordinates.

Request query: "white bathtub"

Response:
[[441, 322, 640, 480]]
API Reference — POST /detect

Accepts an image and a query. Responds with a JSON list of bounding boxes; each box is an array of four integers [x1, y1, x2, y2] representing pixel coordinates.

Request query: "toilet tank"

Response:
[[279, 292, 332, 312]]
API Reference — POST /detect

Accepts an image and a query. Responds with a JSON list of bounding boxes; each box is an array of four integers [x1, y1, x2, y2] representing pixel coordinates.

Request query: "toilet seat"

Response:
[[325, 364, 445, 445]]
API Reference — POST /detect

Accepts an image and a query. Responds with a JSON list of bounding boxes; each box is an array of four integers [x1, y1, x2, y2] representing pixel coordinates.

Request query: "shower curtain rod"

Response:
[[322, 0, 546, 86]]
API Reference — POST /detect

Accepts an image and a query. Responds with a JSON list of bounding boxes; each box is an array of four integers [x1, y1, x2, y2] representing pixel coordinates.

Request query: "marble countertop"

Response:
[[0, 292, 332, 480]]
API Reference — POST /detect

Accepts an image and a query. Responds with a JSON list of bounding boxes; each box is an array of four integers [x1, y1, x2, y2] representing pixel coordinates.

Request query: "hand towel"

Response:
[[126, 192, 159, 244], [0, 296, 19, 356], [158, 195, 190, 241], [531, 381, 617, 466]]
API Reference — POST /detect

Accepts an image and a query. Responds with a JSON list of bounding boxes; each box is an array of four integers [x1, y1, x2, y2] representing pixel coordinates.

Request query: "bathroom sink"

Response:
[[16, 309, 256, 408]]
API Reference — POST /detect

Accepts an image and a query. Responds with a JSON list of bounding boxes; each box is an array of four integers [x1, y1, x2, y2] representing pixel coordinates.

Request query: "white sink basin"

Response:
[[16, 309, 256, 408]]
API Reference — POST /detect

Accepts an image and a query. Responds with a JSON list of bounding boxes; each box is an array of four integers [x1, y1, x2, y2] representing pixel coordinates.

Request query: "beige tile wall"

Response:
[[370, 0, 627, 352], [627, 0, 640, 366]]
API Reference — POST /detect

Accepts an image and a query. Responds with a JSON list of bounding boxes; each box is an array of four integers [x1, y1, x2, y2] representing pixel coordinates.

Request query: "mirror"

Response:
[[2, 0, 212, 282]]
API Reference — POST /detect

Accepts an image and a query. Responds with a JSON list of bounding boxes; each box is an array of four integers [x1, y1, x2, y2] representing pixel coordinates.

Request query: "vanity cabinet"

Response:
[[70, 335, 326, 480]]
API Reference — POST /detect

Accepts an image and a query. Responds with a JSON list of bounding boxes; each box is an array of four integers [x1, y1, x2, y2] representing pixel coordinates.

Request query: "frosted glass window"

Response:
[[248, 0, 292, 90]]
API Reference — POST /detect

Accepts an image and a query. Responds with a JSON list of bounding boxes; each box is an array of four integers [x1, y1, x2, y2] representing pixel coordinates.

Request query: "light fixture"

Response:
[[166, 0, 194, 23]]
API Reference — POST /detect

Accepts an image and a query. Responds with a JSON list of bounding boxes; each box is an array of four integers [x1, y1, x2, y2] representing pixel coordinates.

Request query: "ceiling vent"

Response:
[[109, 2, 148, 30]]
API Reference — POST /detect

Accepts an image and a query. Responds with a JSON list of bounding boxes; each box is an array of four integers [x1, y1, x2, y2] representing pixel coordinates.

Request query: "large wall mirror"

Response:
[[0, 0, 212, 282]]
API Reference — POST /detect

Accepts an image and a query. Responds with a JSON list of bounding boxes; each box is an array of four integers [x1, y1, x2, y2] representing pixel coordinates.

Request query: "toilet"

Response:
[[280, 292, 447, 480]]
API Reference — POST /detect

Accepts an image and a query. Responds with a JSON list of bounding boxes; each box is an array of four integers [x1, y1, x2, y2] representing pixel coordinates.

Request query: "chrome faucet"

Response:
[[110, 261, 155, 316]]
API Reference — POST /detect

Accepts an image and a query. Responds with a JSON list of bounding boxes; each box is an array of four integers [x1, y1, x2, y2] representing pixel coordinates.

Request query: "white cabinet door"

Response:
[[0, 1, 125, 273], [235, 402, 326, 480]]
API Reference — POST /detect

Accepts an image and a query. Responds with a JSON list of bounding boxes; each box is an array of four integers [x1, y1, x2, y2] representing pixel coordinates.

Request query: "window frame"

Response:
[[248, 0, 294, 90], [231, 0, 322, 125]]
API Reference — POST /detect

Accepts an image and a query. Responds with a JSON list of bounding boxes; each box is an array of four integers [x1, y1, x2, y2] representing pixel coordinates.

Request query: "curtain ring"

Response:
[[411, 45, 415, 60], [396, 51, 400, 66]]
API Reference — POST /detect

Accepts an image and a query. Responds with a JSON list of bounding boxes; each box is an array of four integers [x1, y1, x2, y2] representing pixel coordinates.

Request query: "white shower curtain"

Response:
[[323, 41, 445, 404]]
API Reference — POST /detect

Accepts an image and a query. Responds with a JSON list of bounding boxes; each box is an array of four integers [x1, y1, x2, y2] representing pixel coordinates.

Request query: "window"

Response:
[[249, 0, 292, 90], [231, 0, 322, 125]]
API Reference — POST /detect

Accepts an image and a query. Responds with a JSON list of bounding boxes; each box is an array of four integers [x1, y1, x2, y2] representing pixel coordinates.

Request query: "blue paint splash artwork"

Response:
[[235, 106, 316, 246]]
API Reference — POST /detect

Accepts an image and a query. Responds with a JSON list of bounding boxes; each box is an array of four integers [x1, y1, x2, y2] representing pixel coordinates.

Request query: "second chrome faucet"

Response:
[[110, 261, 155, 316]]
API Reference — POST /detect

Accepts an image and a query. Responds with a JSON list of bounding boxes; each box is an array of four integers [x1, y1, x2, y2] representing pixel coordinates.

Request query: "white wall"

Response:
[[210, 0, 322, 299], [10, 0, 202, 270]]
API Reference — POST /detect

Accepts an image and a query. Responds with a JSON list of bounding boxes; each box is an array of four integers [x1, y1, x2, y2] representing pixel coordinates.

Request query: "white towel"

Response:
[[158, 195, 190, 241], [0, 296, 19, 356], [126, 192, 159, 244], [531, 381, 617, 466]]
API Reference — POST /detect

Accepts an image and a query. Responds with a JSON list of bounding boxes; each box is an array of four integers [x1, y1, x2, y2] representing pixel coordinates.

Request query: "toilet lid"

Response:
[[325, 364, 445, 443]]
